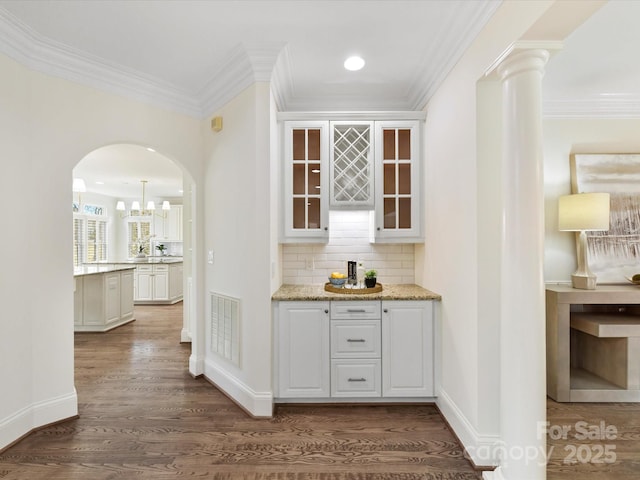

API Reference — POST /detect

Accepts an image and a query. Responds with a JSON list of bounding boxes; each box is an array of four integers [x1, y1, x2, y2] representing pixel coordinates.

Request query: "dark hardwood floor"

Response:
[[546, 398, 640, 479], [0, 303, 480, 479]]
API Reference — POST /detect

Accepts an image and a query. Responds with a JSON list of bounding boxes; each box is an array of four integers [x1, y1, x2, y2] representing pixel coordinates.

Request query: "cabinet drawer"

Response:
[[136, 265, 153, 272], [331, 359, 381, 397], [331, 301, 380, 320], [331, 320, 381, 358], [153, 264, 169, 272]]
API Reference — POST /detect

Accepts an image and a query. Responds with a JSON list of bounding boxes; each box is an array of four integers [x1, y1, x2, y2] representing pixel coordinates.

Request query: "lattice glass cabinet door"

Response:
[[330, 121, 374, 208], [283, 121, 329, 241]]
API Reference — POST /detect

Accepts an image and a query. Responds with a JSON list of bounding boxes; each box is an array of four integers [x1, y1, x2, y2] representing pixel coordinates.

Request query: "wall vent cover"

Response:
[[210, 292, 240, 367]]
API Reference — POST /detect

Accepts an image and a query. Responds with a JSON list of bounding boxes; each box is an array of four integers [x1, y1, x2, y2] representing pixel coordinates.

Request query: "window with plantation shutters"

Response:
[[86, 219, 107, 262], [128, 220, 152, 257], [73, 218, 85, 267], [73, 203, 108, 266]]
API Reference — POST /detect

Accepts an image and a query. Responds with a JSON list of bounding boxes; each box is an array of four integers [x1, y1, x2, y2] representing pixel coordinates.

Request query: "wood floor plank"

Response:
[[0, 303, 480, 480], [546, 398, 640, 479]]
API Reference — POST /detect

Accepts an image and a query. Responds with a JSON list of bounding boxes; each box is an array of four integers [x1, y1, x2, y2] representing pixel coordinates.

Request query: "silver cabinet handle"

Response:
[[383, 309, 388, 313], [347, 339, 365, 343], [346, 309, 366, 313], [348, 377, 366, 382], [324, 309, 329, 314]]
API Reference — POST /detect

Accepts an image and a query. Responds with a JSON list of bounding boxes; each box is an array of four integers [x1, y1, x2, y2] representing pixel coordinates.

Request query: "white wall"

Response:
[[203, 83, 274, 416], [416, 0, 554, 466], [0, 51, 203, 450], [543, 117, 640, 283]]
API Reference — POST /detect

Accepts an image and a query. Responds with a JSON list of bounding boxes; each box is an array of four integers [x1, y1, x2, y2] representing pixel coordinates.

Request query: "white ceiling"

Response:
[[1, 1, 638, 198]]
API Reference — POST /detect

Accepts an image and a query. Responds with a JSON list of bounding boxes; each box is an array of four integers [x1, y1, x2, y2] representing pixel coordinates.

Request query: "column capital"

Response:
[[485, 40, 561, 80], [497, 49, 550, 82]]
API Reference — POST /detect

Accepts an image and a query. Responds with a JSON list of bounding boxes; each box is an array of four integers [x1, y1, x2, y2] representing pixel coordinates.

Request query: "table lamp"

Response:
[[558, 192, 610, 290]]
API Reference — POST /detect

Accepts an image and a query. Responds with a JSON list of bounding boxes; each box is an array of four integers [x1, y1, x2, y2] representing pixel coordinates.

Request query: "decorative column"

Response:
[[495, 48, 550, 480]]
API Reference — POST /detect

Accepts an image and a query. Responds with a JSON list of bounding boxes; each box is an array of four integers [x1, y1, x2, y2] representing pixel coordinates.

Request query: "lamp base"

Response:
[[571, 273, 597, 290]]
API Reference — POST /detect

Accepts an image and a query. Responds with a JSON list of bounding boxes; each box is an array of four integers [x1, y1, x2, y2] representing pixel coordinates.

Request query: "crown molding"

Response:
[[0, 7, 202, 117], [409, 0, 502, 110], [277, 111, 427, 122], [198, 42, 284, 117], [270, 44, 294, 112], [0, 8, 285, 119], [543, 97, 640, 119]]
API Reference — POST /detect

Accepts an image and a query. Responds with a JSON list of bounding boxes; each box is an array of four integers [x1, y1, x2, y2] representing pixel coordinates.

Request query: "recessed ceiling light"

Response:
[[344, 56, 365, 71], [95, 181, 104, 185], [146, 147, 156, 152]]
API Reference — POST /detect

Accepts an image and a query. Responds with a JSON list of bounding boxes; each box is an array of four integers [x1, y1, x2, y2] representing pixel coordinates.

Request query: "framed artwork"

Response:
[[571, 154, 640, 283]]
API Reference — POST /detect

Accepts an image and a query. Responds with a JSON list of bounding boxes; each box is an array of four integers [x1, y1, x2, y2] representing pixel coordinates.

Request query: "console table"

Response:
[[546, 284, 640, 402]]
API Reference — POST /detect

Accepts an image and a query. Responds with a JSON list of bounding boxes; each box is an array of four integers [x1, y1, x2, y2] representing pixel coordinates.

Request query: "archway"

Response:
[[72, 143, 196, 345]]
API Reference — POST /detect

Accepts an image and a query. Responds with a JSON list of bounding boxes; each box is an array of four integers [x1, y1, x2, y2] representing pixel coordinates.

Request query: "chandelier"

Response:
[[116, 180, 170, 218]]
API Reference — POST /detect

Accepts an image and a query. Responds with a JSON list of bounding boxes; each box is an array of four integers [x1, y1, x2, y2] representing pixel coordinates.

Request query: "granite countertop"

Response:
[[272, 284, 441, 301], [74, 265, 136, 277]]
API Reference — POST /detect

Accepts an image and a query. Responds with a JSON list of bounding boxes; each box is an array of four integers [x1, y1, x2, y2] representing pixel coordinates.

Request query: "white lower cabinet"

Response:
[[275, 299, 434, 401], [331, 359, 382, 397], [277, 301, 330, 398], [382, 300, 434, 397], [134, 263, 183, 304]]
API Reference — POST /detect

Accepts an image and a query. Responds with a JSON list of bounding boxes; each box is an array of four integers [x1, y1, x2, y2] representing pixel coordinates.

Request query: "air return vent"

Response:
[[210, 292, 240, 367]]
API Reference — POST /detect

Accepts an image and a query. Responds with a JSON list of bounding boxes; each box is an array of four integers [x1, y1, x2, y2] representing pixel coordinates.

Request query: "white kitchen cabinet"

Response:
[[330, 301, 382, 397], [120, 269, 135, 320], [154, 205, 183, 242], [282, 121, 330, 242], [329, 121, 374, 208], [274, 298, 435, 401], [276, 301, 330, 398], [169, 263, 183, 300], [382, 300, 434, 397], [134, 262, 182, 304], [372, 121, 422, 242], [279, 115, 423, 244]]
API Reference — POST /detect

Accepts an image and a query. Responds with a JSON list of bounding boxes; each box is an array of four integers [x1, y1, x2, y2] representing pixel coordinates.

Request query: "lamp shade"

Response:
[[116, 201, 126, 211], [146, 201, 155, 211], [72, 178, 86, 193], [558, 193, 610, 231], [131, 201, 141, 211], [162, 200, 171, 211]]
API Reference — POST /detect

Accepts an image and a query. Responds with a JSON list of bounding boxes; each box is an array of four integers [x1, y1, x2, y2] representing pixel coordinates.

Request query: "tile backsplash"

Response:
[[282, 210, 415, 285]]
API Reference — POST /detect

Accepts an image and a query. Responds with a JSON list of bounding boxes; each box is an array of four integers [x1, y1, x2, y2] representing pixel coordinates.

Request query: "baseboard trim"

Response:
[[436, 388, 500, 468], [0, 390, 78, 451], [204, 359, 273, 418], [189, 354, 205, 377], [482, 466, 505, 479], [180, 327, 191, 343]]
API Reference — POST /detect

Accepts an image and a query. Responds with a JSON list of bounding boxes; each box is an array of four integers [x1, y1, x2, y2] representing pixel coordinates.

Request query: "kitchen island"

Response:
[[86, 257, 184, 305], [74, 265, 136, 332]]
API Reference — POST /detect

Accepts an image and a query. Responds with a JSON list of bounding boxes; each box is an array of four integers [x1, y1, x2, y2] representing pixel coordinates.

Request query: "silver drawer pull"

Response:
[[346, 309, 367, 313], [347, 338, 365, 343], [348, 377, 366, 382]]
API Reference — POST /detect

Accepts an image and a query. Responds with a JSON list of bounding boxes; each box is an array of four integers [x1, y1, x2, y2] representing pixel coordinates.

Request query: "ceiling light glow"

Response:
[[344, 56, 365, 71]]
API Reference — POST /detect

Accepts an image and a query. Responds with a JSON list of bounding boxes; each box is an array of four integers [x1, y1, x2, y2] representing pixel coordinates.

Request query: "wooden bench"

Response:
[[570, 313, 640, 389]]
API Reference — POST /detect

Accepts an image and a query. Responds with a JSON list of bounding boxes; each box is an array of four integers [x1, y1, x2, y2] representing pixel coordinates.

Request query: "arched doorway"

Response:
[[72, 143, 195, 344]]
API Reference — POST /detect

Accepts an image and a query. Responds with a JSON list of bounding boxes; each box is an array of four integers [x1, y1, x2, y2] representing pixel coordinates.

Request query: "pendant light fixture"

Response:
[[117, 180, 171, 218]]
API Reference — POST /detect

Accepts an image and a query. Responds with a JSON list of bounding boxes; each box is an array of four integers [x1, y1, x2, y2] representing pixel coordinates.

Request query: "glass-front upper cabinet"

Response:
[[283, 121, 329, 242], [330, 121, 374, 208], [373, 120, 421, 242]]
